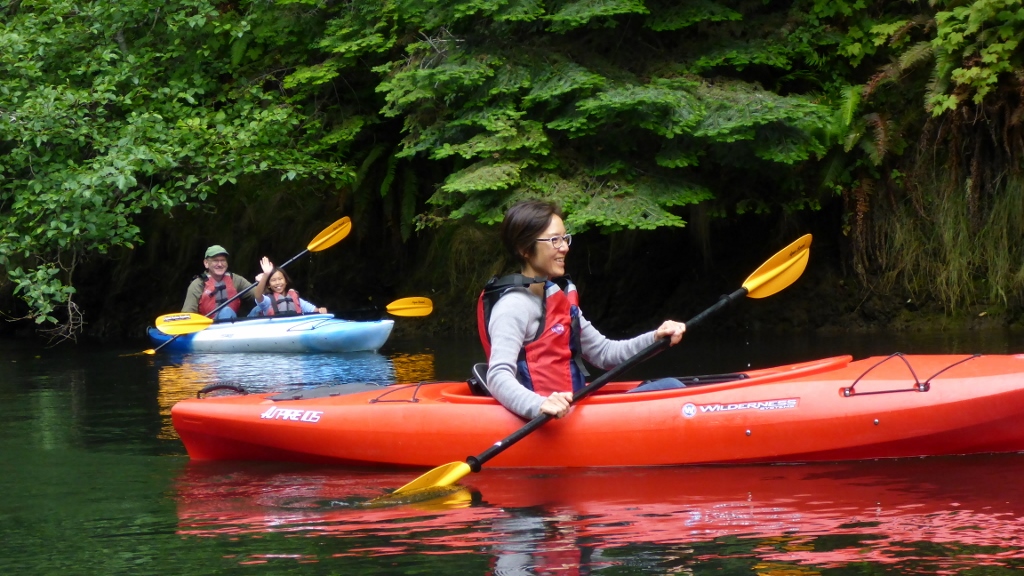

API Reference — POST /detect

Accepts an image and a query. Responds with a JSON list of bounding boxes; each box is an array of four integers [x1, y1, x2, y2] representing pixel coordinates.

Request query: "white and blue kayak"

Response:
[[146, 314, 395, 354]]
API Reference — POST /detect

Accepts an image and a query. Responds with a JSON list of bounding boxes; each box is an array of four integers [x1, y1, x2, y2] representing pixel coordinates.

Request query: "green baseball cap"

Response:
[[204, 245, 229, 258]]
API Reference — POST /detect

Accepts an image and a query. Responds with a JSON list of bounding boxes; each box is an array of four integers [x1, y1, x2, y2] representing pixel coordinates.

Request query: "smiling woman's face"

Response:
[[522, 214, 568, 279]]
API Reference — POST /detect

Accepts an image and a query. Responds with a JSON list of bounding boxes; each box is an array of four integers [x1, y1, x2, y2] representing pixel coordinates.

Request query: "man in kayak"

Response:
[[478, 200, 687, 420], [181, 245, 256, 319]]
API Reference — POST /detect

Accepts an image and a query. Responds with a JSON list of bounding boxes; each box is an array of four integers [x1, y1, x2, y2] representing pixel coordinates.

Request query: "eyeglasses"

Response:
[[535, 234, 572, 249]]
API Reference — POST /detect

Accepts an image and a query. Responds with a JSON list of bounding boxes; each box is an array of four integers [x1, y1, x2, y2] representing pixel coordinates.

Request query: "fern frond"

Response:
[[898, 41, 934, 71], [547, 81, 701, 137], [753, 125, 828, 163], [692, 80, 829, 145], [840, 85, 862, 128], [522, 61, 606, 108], [491, 0, 546, 22], [380, 154, 398, 198], [545, 0, 649, 33], [354, 145, 387, 193], [864, 112, 889, 164], [655, 141, 702, 168], [441, 161, 523, 195], [646, 0, 742, 32], [566, 176, 711, 231]]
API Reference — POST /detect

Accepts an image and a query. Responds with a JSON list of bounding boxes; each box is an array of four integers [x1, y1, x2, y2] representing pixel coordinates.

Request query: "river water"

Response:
[[3, 328, 1024, 575]]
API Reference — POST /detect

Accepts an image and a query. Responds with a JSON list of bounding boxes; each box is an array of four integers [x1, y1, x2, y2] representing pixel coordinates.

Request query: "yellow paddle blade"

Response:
[[120, 348, 158, 357], [385, 297, 434, 317], [307, 216, 352, 252], [391, 461, 472, 496], [742, 234, 811, 299], [155, 313, 214, 335], [364, 485, 473, 509]]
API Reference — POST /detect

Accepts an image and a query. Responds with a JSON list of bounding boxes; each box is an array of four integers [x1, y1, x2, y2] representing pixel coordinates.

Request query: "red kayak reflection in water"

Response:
[[174, 454, 1024, 571]]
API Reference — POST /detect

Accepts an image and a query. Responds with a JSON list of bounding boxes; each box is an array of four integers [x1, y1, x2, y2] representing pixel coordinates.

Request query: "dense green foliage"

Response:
[[2, 0, 1024, 336], [354, 0, 836, 229], [0, 0, 355, 332], [806, 0, 1024, 309]]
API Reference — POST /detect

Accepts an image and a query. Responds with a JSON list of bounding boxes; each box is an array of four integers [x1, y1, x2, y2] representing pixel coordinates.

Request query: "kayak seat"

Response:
[[627, 372, 748, 393], [468, 364, 748, 395], [468, 363, 491, 397], [628, 378, 686, 393]]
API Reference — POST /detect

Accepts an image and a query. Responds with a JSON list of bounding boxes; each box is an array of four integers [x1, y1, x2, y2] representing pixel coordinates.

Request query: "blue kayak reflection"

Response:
[[155, 350, 437, 441], [157, 351, 398, 391]]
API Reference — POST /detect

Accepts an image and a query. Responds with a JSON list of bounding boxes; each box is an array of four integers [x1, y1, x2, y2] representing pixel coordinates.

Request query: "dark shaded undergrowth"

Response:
[[2, 193, 1021, 346]]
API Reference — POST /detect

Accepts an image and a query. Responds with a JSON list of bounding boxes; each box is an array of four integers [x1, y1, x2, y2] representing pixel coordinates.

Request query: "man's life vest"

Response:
[[197, 273, 240, 316], [266, 290, 303, 316], [477, 275, 589, 395]]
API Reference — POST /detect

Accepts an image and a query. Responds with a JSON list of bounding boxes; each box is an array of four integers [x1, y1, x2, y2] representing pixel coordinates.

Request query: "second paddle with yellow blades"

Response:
[[154, 296, 435, 336]]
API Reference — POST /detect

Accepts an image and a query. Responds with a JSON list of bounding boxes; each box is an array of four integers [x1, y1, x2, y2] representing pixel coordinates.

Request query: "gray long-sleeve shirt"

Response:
[[485, 287, 657, 419]]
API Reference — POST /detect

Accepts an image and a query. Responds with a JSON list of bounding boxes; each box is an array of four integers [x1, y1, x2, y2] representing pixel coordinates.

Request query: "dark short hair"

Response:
[[499, 200, 562, 267]]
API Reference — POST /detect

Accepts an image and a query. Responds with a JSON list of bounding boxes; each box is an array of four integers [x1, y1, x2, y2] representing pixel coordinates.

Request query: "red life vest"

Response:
[[266, 290, 303, 316], [197, 273, 240, 316], [477, 275, 588, 395]]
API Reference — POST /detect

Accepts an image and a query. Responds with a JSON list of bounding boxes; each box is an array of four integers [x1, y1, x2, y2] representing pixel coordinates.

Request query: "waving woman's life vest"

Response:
[[266, 290, 303, 316], [197, 273, 240, 316], [477, 275, 589, 395]]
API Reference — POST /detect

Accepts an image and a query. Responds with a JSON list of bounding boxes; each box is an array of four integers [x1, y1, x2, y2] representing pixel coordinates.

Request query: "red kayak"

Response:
[[171, 353, 1024, 467]]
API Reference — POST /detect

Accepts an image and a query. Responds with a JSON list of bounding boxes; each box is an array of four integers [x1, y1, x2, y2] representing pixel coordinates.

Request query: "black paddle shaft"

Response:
[[466, 286, 749, 472]]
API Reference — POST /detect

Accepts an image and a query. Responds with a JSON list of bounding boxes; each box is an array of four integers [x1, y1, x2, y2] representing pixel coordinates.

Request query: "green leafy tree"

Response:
[[309, 0, 835, 235], [9, 0, 1024, 336], [0, 0, 355, 336]]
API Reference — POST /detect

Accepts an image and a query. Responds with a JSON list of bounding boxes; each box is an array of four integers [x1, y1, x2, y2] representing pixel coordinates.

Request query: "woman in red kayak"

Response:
[[478, 200, 686, 420]]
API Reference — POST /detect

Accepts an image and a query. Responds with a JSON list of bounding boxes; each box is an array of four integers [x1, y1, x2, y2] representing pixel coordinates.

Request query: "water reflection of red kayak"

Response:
[[176, 454, 1024, 560], [173, 354, 1024, 467]]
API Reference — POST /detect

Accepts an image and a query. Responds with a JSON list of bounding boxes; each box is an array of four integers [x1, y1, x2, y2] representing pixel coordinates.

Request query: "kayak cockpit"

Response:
[[438, 355, 855, 404]]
